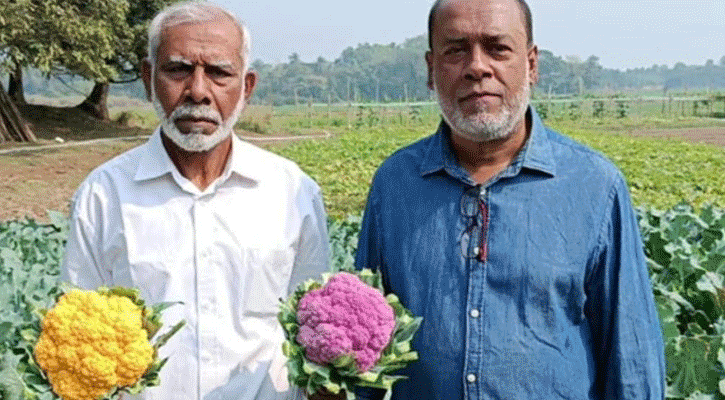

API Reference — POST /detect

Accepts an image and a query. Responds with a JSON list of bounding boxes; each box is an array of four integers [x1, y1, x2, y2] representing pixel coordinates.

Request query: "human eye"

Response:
[[488, 42, 513, 58], [206, 66, 235, 80], [161, 63, 193, 79], [442, 43, 468, 61], [443, 44, 466, 55]]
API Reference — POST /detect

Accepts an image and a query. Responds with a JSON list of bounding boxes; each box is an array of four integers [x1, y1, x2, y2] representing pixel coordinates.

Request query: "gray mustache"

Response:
[[170, 104, 222, 124]]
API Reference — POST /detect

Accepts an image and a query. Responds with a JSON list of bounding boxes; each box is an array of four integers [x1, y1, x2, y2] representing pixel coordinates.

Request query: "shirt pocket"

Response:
[[241, 247, 295, 315], [520, 255, 586, 350], [127, 262, 172, 303]]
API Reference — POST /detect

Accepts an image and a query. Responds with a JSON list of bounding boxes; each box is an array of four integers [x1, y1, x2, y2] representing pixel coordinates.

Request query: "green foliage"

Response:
[[353, 106, 382, 128], [568, 101, 582, 121], [236, 119, 269, 135], [592, 100, 605, 118], [0, 213, 66, 399], [5, 205, 725, 398], [2, 114, 725, 397], [274, 125, 426, 219], [616, 99, 630, 118], [252, 36, 430, 106], [278, 269, 422, 399], [0, 213, 67, 344], [0, 0, 178, 83], [638, 204, 725, 398], [558, 124, 725, 210], [534, 101, 549, 120], [0, 0, 35, 72], [328, 214, 362, 272]]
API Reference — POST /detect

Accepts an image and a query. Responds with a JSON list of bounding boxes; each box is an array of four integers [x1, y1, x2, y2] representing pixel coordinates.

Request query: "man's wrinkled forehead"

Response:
[[156, 20, 243, 65]]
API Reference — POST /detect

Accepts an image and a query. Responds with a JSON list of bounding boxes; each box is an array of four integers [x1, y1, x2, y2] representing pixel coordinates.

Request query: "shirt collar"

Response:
[[134, 127, 175, 182], [420, 107, 556, 180], [135, 127, 264, 184]]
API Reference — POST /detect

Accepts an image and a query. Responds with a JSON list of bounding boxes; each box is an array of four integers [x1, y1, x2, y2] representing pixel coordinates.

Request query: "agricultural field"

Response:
[[2, 102, 725, 399]]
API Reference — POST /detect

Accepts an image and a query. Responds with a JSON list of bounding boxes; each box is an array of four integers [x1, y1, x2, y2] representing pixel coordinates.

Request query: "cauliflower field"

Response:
[[1, 207, 724, 399]]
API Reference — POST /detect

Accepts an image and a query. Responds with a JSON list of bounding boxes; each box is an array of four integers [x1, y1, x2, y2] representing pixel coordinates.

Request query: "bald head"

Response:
[[427, 0, 533, 50]]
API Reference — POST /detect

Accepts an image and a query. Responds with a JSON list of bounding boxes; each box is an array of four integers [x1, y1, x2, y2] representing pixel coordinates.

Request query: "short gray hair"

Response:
[[147, 1, 251, 71]]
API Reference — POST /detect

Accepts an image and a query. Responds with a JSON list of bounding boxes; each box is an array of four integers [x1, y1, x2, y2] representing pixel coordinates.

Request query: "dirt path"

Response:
[[0, 131, 330, 223], [620, 126, 725, 147], [0, 139, 143, 222]]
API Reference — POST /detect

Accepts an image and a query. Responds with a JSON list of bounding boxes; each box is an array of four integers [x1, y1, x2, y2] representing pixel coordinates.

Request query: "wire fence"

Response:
[[245, 95, 725, 128]]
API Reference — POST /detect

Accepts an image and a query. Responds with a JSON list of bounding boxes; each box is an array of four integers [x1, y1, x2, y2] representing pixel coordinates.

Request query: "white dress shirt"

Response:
[[61, 128, 329, 400]]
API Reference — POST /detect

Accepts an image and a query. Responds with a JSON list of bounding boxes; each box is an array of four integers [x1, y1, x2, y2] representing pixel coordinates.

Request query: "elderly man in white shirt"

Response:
[[61, 2, 336, 399]]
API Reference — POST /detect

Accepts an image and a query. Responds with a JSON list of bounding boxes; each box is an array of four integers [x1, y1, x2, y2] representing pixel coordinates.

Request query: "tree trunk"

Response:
[[0, 84, 36, 143], [8, 64, 26, 104], [76, 82, 110, 121]]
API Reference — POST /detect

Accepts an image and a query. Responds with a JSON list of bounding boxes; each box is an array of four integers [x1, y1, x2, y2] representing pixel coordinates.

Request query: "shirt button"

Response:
[[201, 351, 212, 363], [467, 374, 476, 383], [470, 309, 480, 318]]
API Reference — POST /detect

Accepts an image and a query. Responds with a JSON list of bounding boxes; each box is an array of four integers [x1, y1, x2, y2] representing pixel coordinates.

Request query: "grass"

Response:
[[274, 125, 428, 219]]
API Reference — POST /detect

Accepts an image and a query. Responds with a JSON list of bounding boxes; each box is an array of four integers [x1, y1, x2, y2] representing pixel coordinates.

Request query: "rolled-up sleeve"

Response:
[[585, 174, 666, 399]]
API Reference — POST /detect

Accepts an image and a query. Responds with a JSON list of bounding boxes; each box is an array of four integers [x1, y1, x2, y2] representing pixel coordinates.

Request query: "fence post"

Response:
[[327, 92, 332, 122], [347, 103, 352, 129]]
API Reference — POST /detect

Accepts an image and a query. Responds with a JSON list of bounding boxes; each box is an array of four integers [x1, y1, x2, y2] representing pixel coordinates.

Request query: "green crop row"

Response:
[[272, 122, 725, 219]]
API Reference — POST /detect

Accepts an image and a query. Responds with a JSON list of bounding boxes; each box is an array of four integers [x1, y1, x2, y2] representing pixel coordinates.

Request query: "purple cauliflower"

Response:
[[295, 272, 396, 372]]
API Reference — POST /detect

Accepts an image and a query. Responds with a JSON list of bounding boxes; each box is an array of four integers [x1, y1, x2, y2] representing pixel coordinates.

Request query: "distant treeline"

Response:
[[7, 35, 725, 106]]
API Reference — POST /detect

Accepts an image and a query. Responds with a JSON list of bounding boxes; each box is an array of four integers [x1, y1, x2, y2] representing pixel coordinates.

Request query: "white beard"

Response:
[[152, 87, 246, 153], [435, 77, 531, 143]]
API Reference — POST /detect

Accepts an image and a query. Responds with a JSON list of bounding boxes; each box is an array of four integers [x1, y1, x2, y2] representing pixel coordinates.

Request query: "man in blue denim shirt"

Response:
[[354, 0, 666, 399]]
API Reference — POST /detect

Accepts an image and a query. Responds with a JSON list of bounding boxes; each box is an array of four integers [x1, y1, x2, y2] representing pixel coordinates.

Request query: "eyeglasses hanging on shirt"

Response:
[[460, 185, 488, 262]]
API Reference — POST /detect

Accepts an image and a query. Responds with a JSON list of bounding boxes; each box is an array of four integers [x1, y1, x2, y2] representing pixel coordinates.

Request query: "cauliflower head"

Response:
[[33, 289, 154, 400], [296, 272, 396, 372]]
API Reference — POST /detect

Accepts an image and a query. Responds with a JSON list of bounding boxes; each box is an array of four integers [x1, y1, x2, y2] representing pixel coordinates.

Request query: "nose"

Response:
[[465, 45, 493, 81], [185, 66, 212, 105]]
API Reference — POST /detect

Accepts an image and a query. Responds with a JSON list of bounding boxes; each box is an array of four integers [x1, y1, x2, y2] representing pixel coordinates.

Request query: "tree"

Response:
[[77, 0, 179, 120], [583, 56, 603, 90], [536, 50, 568, 95], [565, 55, 585, 96], [0, 0, 36, 104], [0, 0, 131, 119], [2, 0, 177, 121], [0, 0, 36, 141]]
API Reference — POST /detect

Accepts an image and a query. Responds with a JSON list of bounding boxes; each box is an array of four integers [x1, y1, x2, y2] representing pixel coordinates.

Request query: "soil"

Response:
[[0, 104, 310, 222], [1, 104, 724, 222], [616, 126, 725, 147]]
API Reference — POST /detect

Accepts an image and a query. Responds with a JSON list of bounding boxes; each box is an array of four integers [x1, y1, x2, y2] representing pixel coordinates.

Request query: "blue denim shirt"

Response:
[[354, 109, 665, 400]]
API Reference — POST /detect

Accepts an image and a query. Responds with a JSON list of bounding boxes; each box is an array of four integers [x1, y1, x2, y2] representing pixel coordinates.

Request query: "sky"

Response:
[[211, 0, 725, 71]]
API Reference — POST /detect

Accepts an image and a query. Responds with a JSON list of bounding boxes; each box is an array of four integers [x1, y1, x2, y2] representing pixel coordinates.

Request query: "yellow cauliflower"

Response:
[[33, 289, 155, 400]]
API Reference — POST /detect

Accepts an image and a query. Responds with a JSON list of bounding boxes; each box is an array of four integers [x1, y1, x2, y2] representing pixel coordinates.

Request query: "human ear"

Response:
[[425, 50, 434, 91], [527, 45, 539, 85]]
